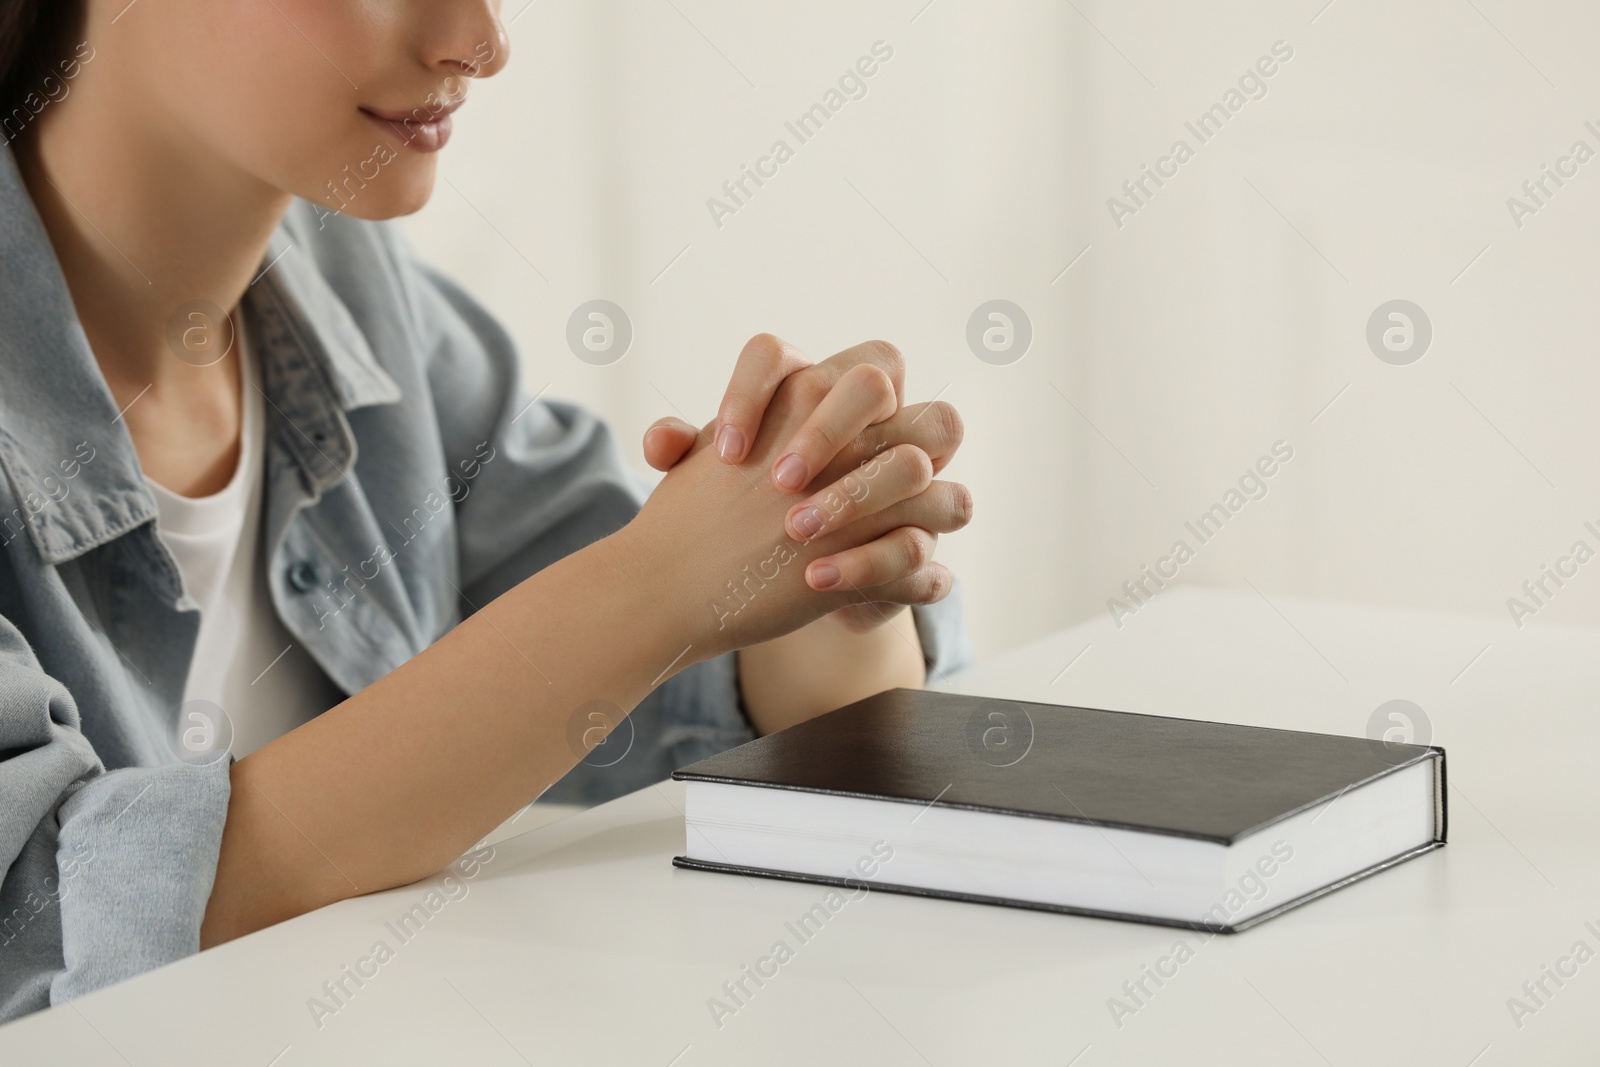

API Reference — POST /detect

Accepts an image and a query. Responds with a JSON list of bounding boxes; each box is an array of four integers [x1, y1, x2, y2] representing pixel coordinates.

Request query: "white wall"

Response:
[[401, 0, 1600, 660]]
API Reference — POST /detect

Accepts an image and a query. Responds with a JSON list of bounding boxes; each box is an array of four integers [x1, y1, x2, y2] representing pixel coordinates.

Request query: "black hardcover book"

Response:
[[670, 688, 1446, 932]]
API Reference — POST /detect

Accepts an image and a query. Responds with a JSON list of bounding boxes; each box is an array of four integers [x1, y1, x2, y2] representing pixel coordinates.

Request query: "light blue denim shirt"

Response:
[[0, 145, 972, 1022]]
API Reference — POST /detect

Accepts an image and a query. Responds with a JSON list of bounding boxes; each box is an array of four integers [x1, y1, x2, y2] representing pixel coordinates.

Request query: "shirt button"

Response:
[[287, 560, 320, 592]]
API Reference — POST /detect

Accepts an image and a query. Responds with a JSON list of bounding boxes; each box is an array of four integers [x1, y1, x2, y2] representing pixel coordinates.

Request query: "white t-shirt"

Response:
[[147, 319, 343, 758]]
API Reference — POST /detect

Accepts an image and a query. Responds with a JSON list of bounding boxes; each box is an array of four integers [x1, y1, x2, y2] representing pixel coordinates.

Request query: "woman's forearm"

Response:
[[201, 526, 688, 947], [737, 609, 926, 735], [200, 347, 966, 946]]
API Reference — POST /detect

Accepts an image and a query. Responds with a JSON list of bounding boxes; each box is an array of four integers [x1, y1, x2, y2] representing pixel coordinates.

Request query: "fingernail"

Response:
[[774, 453, 807, 491], [810, 563, 841, 588], [792, 506, 824, 540], [715, 425, 746, 462]]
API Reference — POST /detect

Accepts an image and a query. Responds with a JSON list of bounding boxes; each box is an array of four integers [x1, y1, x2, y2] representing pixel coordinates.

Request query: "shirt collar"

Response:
[[0, 143, 401, 567]]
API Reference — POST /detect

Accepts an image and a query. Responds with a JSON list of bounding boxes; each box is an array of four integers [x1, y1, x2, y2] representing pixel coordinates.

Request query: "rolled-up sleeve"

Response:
[[0, 617, 229, 1022]]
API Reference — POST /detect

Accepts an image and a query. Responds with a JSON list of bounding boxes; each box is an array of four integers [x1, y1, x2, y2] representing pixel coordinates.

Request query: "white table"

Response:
[[3, 586, 1596, 1065]]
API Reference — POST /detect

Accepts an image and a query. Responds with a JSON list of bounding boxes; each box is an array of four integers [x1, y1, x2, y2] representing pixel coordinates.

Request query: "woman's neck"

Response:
[[14, 77, 295, 495]]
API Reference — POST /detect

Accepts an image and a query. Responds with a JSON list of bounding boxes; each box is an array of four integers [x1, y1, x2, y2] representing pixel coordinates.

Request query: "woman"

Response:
[[0, 0, 972, 1021]]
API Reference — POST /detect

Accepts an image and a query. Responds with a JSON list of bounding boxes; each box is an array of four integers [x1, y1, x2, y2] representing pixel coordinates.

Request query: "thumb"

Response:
[[642, 417, 701, 471]]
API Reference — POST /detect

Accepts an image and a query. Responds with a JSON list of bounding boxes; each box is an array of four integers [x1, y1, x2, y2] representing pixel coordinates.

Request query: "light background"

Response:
[[400, 0, 1600, 661]]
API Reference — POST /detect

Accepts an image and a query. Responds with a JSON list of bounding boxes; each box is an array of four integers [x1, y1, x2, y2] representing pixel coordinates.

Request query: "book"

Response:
[[670, 688, 1446, 932]]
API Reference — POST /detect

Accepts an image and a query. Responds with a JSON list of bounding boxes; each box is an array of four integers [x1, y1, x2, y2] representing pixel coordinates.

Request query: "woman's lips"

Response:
[[360, 99, 463, 154]]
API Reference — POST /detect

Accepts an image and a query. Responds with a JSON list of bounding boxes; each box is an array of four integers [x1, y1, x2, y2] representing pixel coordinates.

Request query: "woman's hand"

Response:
[[639, 333, 966, 635]]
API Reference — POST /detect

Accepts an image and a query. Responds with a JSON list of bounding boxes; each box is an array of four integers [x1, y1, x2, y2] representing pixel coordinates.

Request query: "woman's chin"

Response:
[[294, 147, 439, 222]]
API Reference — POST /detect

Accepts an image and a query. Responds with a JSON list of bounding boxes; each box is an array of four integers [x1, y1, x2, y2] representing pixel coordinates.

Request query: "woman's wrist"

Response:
[[737, 608, 925, 735], [587, 519, 721, 674]]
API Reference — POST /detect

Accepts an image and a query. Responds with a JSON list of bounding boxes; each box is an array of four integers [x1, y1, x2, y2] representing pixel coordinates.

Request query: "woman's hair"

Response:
[[1, 0, 85, 140]]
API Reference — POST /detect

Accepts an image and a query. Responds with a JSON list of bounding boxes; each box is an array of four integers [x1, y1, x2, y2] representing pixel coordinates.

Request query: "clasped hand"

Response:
[[629, 334, 970, 655]]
